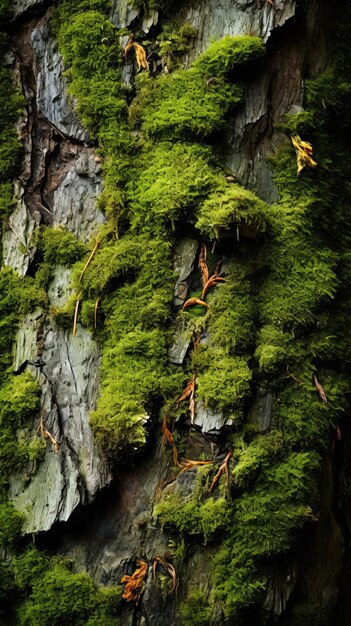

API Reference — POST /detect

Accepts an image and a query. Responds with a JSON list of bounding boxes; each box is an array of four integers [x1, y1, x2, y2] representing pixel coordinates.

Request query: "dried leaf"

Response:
[[313, 373, 328, 404], [181, 297, 209, 311], [176, 376, 196, 422], [176, 376, 196, 404], [178, 459, 213, 474], [202, 275, 226, 299], [153, 557, 178, 593], [124, 39, 134, 57], [291, 134, 317, 174], [38, 414, 60, 454], [134, 42, 149, 70], [121, 559, 148, 605], [210, 450, 232, 492], [198, 243, 209, 288], [161, 415, 179, 466]]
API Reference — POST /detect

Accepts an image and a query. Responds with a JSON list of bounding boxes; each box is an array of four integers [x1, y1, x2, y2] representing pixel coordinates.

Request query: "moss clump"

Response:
[[39, 226, 88, 267], [18, 563, 122, 626], [0, 373, 41, 487], [131, 37, 264, 139], [0, 39, 24, 224], [158, 22, 197, 71], [0, 268, 47, 380], [179, 590, 212, 626], [196, 183, 268, 240], [155, 466, 231, 544]]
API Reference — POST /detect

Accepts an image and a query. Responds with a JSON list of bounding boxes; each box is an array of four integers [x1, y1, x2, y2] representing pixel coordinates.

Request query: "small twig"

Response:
[[94, 296, 101, 329], [79, 238, 101, 282], [73, 294, 82, 337]]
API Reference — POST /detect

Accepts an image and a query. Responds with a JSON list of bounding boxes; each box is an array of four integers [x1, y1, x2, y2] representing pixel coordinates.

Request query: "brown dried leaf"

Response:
[[121, 559, 148, 605], [313, 373, 328, 404], [181, 297, 209, 311], [161, 415, 179, 466], [202, 275, 226, 299], [198, 243, 209, 288], [153, 557, 178, 593], [178, 459, 213, 474], [209, 450, 233, 492]]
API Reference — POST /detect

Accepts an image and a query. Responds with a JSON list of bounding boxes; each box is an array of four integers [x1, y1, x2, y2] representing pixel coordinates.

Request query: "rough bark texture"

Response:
[[1, 0, 350, 624]]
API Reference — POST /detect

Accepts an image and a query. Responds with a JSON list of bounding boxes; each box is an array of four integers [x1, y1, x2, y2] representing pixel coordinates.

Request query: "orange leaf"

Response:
[[181, 297, 209, 311], [178, 459, 213, 474], [121, 560, 148, 605], [198, 243, 209, 288], [202, 275, 226, 299], [210, 450, 232, 492]]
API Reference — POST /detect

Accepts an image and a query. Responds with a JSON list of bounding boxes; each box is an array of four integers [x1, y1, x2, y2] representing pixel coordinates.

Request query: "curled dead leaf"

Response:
[[121, 559, 148, 605], [153, 557, 178, 593], [181, 297, 209, 311]]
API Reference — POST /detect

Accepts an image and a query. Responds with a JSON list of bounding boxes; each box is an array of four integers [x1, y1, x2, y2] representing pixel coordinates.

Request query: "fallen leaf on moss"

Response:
[[291, 134, 317, 174], [210, 450, 233, 492], [121, 559, 148, 605], [153, 557, 178, 593], [181, 297, 209, 311]]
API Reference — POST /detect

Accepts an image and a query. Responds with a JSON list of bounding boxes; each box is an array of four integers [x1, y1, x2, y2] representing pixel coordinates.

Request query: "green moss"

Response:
[[179, 590, 212, 626], [155, 464, 231, 544], [158, 22, 197, 71], [132, 36, 264, 139], [0, 373, 41, 486], [39, 227, 88, 267], [196, 183, 268, 240], [0, 48, 25, 223], [17, 561, 122, 626]]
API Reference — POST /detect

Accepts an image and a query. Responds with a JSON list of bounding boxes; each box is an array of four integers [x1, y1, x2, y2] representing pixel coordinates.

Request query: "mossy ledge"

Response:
[[0, 0, 350, 624]]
